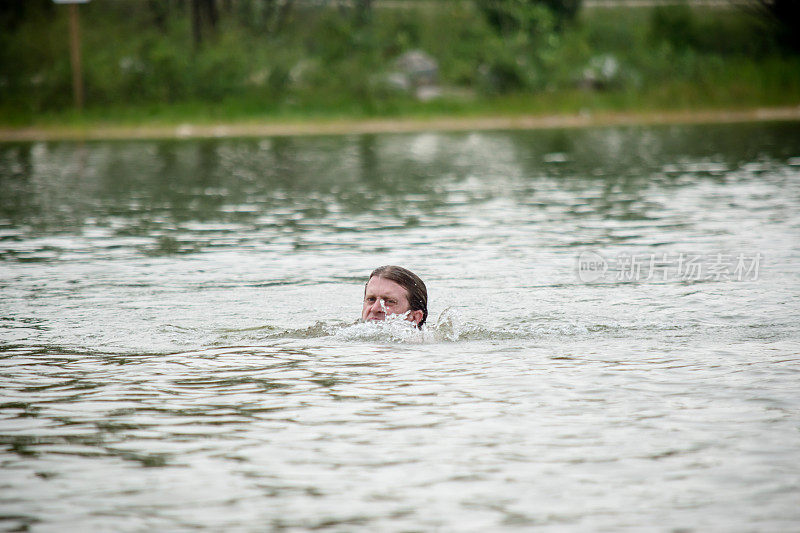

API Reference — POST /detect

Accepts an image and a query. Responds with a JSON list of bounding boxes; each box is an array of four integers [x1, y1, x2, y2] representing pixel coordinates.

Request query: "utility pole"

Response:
[[54, 0, 90, 111], [68, 3, 83, 110]]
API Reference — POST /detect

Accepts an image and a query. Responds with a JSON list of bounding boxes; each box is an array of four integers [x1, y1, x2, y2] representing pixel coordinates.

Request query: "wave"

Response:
[[214, 308, 591, 345]]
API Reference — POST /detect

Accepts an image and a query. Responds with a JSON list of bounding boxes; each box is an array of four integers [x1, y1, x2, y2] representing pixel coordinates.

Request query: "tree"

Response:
[[750, 0, 800, 53], [0, 0, 52, 31], [236, 0, 294, 34], [354, 0, 373, 26], [191, 0, 218, 48], [478, 0, 582, 35]]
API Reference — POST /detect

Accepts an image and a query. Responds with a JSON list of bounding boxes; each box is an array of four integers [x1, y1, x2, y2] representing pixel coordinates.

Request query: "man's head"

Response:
[[362, 265, 428, 327]]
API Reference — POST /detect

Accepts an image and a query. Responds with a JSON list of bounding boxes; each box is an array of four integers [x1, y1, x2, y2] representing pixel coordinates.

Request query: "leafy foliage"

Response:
[[0, 0, 798, 122]]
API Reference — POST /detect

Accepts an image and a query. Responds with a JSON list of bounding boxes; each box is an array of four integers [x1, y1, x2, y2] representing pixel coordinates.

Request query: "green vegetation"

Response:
[[1, 0, 799, 127]]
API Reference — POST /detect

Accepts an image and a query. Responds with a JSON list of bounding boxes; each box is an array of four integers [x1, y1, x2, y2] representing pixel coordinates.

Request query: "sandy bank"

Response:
[[2, 106, 799, 142]]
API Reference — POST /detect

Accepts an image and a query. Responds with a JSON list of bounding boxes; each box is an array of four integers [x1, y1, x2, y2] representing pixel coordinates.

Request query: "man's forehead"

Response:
[[365, 276, 407, 297]]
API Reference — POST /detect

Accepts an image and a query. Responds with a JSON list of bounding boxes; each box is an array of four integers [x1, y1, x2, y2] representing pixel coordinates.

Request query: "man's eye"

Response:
[[386, 299, 396, 305], [365, 297, 376, 303]]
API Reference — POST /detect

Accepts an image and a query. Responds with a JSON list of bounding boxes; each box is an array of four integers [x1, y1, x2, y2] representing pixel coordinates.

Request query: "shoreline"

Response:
[[1, 106, 799, 142]]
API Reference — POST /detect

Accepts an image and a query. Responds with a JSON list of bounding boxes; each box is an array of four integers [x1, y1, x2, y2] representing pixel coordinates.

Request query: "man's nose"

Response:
[[370, 299, 385, 313]]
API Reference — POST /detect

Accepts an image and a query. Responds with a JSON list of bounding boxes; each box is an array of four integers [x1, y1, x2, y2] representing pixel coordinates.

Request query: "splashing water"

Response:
[[212, 307, 589, 346], [333, 319, 428, 343]]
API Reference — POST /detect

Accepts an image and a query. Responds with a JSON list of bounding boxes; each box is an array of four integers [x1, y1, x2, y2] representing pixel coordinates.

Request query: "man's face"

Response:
[[362, 276, 422, 326]]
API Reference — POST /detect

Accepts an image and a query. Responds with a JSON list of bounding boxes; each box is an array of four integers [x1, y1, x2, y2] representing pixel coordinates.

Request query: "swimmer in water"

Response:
[[362, 265, 428, 327]]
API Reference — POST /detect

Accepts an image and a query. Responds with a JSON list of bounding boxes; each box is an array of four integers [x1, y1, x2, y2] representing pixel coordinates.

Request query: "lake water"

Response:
[[1, 122, 799, 531]]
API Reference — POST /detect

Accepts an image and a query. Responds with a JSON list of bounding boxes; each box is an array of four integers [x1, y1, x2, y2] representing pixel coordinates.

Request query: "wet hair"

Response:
[[367, 265, 428, 327]]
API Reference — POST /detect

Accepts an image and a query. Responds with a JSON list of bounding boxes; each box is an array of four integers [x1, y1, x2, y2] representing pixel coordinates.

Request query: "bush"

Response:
[[649, 3, 696, 50]]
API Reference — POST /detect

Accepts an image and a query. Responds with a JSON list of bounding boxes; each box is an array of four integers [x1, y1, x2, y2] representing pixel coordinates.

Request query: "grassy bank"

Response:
[[4, 107, 800, 142], [2, 1, 799, 129]]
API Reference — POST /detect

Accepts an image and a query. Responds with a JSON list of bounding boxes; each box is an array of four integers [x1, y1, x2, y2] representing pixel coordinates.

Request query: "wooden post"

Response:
[[68, 3, 84, 110]]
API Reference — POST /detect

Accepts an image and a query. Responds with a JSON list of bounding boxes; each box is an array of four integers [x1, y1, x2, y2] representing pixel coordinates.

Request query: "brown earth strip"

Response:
[[1, 106, 799, 142]]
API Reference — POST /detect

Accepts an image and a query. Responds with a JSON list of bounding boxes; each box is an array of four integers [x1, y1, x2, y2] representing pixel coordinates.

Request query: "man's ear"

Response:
[[409, 309, 424, 326]]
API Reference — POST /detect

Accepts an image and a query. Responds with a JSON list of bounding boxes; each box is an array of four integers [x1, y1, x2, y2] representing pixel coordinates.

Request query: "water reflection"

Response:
[[3, 123, 799, 255]]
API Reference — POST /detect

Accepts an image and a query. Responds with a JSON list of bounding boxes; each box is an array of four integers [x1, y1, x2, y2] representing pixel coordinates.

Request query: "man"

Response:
[[362, 265, 428, 327]]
